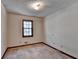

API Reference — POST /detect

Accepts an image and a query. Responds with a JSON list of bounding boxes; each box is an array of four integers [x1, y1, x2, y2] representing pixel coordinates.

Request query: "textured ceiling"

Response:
[[2, 0, 77, 17]]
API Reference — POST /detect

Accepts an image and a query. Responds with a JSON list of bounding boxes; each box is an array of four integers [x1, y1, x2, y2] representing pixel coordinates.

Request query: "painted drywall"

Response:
[[44, 3, 78, 58], [7, 13, 45, 47], [1, 3, 8, 57]]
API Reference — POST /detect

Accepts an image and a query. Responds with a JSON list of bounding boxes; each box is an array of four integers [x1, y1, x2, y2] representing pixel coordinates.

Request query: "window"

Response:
[[22, 20, 33, 37]]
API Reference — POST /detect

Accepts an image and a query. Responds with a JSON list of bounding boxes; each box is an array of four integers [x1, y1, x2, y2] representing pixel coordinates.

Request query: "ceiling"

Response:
[[2, 0, 77, 17]]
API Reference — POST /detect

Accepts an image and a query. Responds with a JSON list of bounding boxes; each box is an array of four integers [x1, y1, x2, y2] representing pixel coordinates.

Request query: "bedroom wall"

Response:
[[1, 3, 8, 57], [44, 3, 78, 58], [7, 13, 45, 47]]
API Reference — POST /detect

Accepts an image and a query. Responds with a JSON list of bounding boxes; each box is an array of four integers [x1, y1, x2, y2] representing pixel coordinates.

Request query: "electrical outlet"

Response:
[[24, 42, 28, 44]]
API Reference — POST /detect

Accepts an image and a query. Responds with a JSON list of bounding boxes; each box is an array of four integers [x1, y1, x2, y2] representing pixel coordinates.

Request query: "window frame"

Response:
[[22, 20, 33, 37]]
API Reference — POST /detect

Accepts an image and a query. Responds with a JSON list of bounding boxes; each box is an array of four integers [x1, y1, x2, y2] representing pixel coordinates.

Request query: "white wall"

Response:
[[7, 13, 45, 47], [44, 3, 78, 58], [1, 3, 8, 57]]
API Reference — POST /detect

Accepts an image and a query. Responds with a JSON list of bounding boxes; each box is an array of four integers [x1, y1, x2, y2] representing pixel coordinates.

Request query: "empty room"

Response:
[[1, 0, 78, 59]]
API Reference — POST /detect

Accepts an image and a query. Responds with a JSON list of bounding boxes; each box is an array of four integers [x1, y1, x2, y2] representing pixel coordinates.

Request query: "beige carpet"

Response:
[[3, 43, 73, 59]]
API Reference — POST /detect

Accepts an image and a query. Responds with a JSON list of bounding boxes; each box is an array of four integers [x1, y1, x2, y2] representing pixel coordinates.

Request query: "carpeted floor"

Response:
[[3, 43, 73, 59]]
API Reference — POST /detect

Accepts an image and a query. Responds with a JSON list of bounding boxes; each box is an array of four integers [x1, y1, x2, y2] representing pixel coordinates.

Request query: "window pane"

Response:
[[24, 29, 28, 36], [28, 22, 32, 25], [24, 21, 28, 25], [28, 24, 32, 28], [24, 24, 32, 28], [24, 21, 32, 28], [28, 29, 32, 35], [24, 21, 32, 25], [24, 29, 32, 36]]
